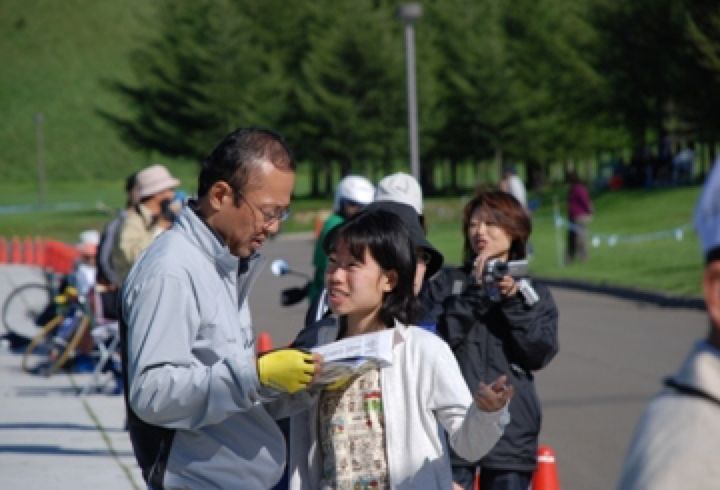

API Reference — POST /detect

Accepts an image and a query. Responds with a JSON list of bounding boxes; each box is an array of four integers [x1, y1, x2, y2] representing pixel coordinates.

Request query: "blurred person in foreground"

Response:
[[617, 162, 720, 490], [424, 189, 559, 490], [121, 128, 321, 489], [111, 164, 181, 283]]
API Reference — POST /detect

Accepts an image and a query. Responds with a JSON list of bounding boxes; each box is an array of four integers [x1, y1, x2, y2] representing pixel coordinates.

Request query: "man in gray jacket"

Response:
[[121, 128, 320, 489]]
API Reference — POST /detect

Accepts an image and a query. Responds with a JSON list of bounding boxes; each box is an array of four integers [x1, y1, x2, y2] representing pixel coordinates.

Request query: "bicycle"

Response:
[[21, 285, 94, 376], [2, 269, 62, 342], [2, 238, 84, 343]]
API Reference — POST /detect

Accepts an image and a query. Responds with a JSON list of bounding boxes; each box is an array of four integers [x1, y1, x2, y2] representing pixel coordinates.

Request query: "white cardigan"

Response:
[[288, 321, 510, 489]]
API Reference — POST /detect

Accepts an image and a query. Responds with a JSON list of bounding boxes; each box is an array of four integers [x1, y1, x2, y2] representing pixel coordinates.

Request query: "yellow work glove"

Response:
[[257, 348, 316, 394]]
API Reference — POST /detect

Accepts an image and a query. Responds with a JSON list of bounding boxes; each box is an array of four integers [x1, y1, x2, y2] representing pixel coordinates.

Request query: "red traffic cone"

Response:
[[10, 236, 22, 263], [532, 445, 561, 490], [23, 236, 34, 265], [35, 237, 46, 267], [256, 331, 273, 354], [0, 237, 7, 263]]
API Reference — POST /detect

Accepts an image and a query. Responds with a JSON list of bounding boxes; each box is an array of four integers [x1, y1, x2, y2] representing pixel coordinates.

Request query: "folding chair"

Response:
[[80, 321, 121, 395], [79, 287, 122, 396]]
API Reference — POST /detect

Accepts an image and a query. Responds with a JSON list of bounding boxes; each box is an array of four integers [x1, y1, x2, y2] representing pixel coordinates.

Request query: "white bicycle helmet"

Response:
[[333, 175, 375, 212]]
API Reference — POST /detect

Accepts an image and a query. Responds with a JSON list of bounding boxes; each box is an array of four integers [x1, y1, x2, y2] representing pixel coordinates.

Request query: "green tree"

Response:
[[429, 0, 607, 189], [292, 1, 405, 187], [679, 1, 720, 145], [102, 0, 291, 161], [590, 0, 692, 153]]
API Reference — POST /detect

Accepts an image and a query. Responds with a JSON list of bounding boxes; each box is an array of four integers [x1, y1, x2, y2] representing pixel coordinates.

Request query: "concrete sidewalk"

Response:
[[0, 348, 143, 489]]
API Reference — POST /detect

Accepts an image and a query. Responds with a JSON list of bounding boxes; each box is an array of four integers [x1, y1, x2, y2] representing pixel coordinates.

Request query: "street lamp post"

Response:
[[397, 3, 422, 181], [35, 112, 47, 207]]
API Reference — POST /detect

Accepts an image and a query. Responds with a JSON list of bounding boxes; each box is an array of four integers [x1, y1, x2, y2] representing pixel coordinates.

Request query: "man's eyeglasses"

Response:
[[240, 195, 290, 225]]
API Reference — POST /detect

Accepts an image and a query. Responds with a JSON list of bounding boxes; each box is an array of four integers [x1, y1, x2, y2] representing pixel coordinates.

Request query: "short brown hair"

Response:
[[461, 189, 532, 263]]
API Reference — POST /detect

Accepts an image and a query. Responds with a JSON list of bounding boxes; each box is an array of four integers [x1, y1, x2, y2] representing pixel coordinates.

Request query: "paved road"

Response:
[[250, 233, 708, 489], [535, 288, 705, 489], [0, 233, 708, 488]]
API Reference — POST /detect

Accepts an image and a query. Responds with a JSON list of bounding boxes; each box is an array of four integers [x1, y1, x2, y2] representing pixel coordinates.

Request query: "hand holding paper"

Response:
[[311, 330, 395, 386]]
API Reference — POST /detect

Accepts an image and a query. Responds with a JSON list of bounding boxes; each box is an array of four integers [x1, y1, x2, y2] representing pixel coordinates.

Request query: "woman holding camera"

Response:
[[423, 189, 559, 490]]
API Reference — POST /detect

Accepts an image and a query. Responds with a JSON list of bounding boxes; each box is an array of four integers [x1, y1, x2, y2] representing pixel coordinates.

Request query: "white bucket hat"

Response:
[[374, 172, 423, 215], [136, 164, 181, 199]]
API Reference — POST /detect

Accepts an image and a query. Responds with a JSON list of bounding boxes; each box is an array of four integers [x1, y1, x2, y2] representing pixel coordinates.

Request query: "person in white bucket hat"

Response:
[[617, 160, 720, 490], [111, 164, 181, 282], [375, 172, 424, 215]]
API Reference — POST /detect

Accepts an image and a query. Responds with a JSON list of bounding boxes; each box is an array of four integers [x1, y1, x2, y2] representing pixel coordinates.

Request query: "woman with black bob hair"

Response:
[[326, 209, 420, 330], [288, 208, 513, 489]]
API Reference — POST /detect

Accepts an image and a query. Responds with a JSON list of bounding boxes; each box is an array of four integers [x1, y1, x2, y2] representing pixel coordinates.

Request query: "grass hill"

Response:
[[0, 0, 192, 182]]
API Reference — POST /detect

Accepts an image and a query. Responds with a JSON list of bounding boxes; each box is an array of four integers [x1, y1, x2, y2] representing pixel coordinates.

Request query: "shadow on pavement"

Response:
[[0, 444, 133, 457], [0, 422, 126, 432], [14, 386, 82, 396]]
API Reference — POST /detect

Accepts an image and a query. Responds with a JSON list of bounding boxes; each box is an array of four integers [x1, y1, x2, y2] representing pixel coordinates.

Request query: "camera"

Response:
[[481, 259, 538, 305], [483, 259, 528, 282]]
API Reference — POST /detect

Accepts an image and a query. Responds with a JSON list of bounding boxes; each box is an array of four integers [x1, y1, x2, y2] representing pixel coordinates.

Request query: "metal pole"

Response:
[[404, 23, 420, 181], [35, 112, 47, 207]]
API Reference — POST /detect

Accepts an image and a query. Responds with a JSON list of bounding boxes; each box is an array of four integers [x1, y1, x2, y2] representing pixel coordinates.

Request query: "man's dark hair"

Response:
[[197, 128, 295, 201]]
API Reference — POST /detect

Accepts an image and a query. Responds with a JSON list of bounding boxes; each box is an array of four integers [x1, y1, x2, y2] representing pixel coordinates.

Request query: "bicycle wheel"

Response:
[[2, 283, 53, 341], [22, 314, 64, 374], [49, 314, 91, 374]]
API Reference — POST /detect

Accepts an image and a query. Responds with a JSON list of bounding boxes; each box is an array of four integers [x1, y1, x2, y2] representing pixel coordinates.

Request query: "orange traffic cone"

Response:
[[10, 236, 21, 263], [256, 331, 273, 354], [23, 236, 34, 265], [0, 236, 6, 263], [532, 445, 561, 490], [34, 237, 46, 267]]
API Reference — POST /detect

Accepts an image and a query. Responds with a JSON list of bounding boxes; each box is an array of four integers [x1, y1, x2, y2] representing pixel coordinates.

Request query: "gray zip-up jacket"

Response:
[[122, 204, 290, 489]]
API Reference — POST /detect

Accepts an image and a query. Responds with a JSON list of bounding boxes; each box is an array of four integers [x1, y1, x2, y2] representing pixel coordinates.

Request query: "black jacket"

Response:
[[423, 265, 559, 472]]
